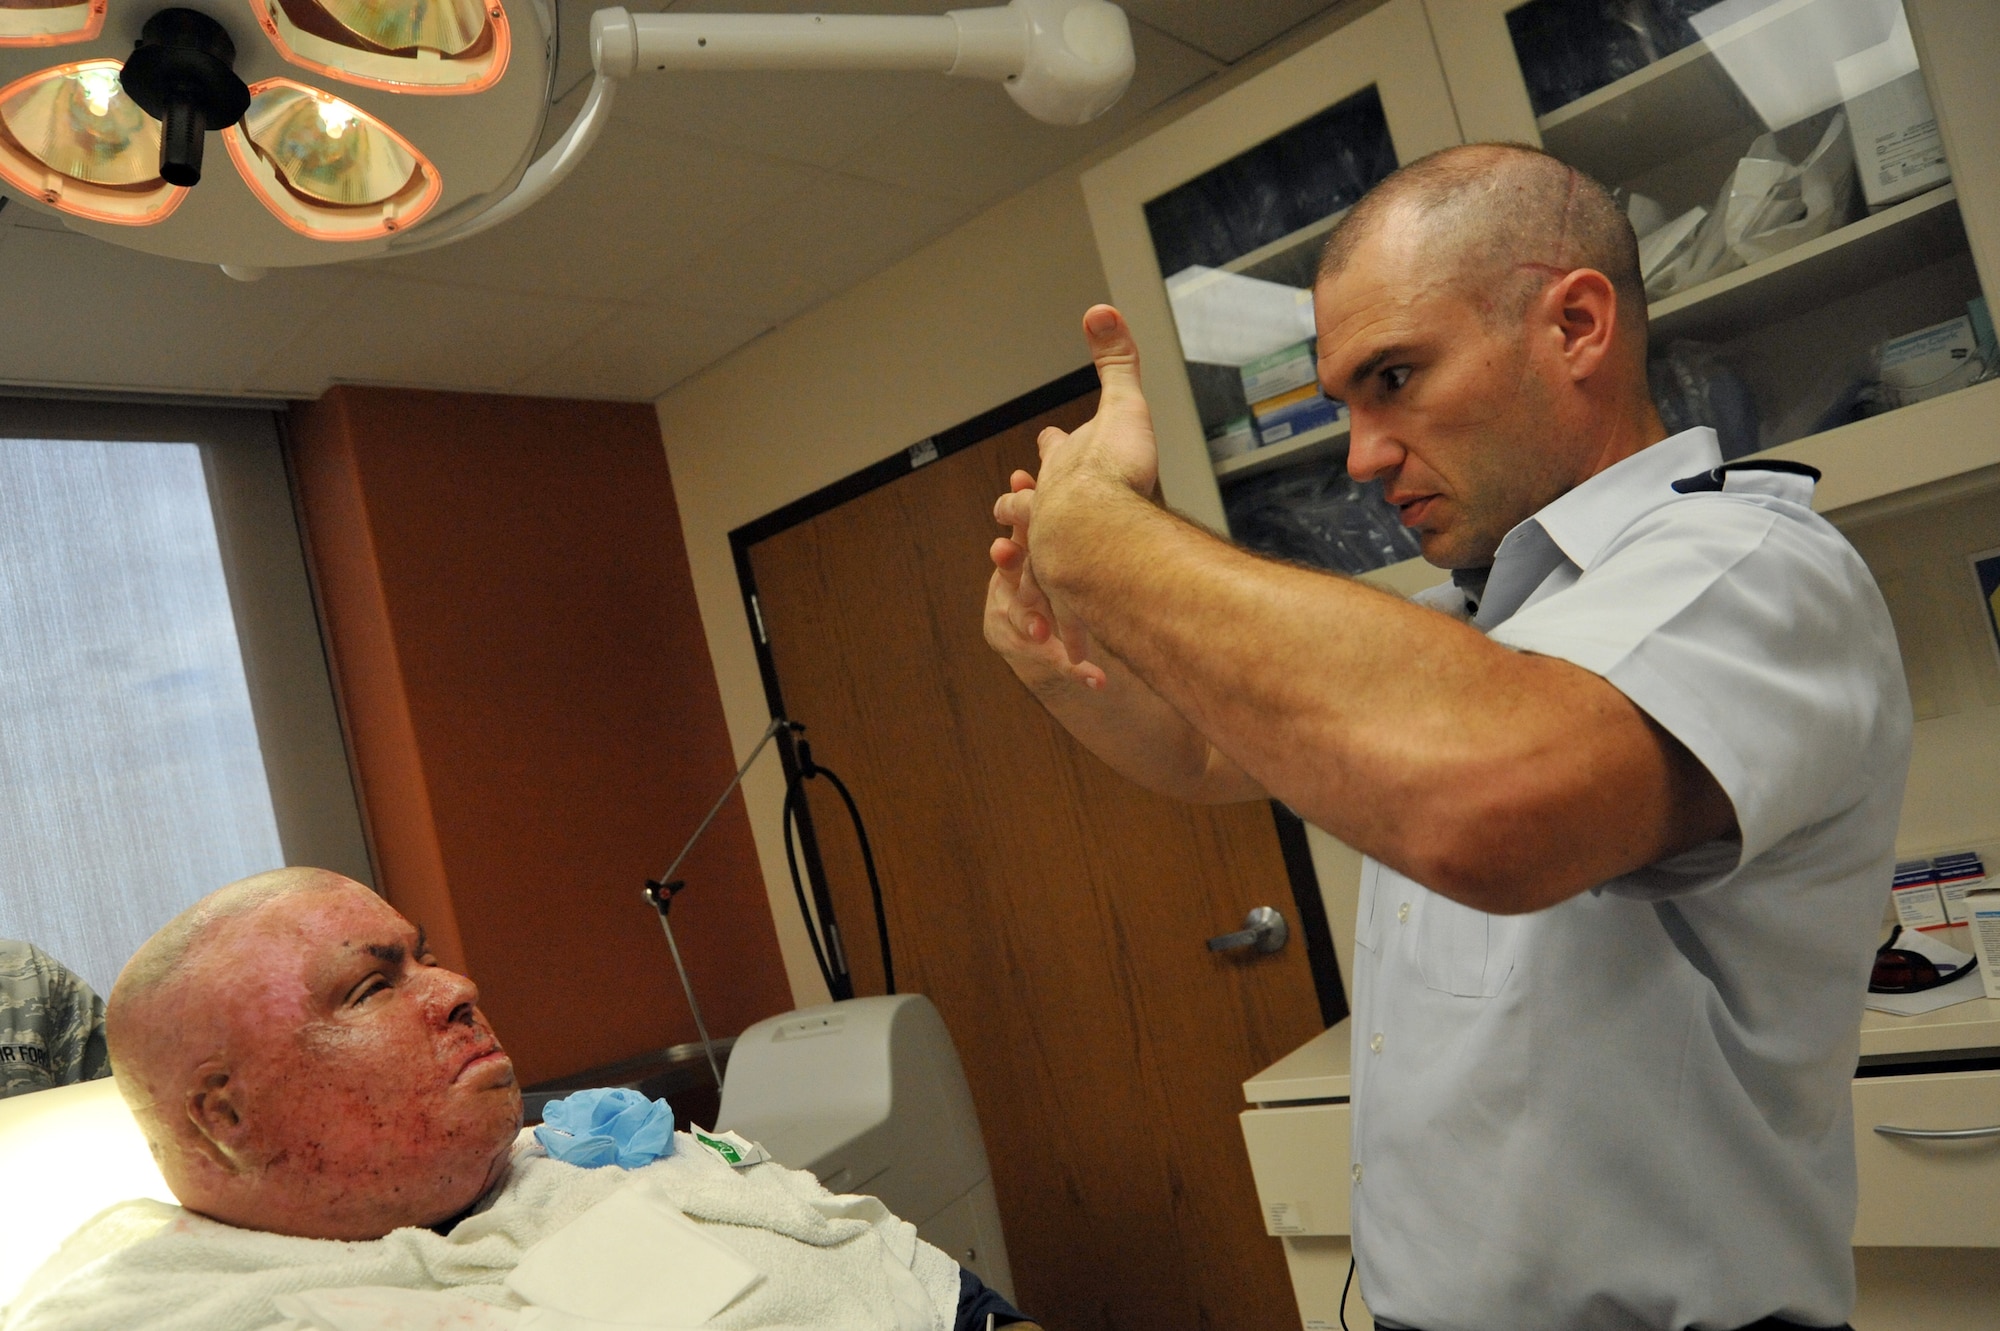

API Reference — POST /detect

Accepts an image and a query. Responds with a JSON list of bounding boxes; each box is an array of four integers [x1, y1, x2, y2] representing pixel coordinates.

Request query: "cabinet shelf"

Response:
[[1537, 0, 1885, 188], [1358, 374, 2000, 600], [1649, 184, 1964, 342], [1213, 419, 1349, 482]]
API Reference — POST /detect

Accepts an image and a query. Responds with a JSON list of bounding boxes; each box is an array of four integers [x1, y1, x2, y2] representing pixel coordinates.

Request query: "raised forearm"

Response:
[[1032, 481, 1696, 910], [1000, 632, 1265, 805]]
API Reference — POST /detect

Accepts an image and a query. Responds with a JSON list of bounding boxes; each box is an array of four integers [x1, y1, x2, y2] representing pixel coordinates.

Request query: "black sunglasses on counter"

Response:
[[1869, 925, 1978, 995]]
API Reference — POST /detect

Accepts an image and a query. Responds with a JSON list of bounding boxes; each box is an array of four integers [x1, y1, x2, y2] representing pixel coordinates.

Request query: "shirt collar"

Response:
[[1523, 427, 1722, 573], [1471, 428, 1721, 631]]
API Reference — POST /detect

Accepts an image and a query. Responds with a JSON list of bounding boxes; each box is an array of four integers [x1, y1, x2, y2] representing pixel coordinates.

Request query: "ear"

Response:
[[1545, 267, 1620, 382], [185, 1063, 252, 1171]]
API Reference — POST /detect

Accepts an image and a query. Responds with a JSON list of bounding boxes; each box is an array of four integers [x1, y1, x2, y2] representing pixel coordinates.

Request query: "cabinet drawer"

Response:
[[1239, 1102, 1351, 1237], [1853, 1068, 2000, 1246]]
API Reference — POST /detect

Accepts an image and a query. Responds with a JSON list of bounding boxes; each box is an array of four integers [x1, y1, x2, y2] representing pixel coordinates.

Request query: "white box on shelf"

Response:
[[1878, 316, 1983, 406], [1965, 888, 2000, 1002], [1835, 16, 1949, 210], [1206, 418, 1257, 464], [1239, 340, 1318, 405]]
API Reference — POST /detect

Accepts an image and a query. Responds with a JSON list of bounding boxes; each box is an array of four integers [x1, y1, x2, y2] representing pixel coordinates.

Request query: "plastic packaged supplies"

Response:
[[533, 1088, 677, 1169], [1223, 468, 1419, 576], [1643, 113, 1856, 300], [1649, 340, 1760, 461], [1164, 266, 1315, 368]]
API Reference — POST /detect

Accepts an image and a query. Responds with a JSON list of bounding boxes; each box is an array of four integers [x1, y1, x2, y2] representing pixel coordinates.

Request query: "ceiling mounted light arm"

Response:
[[597, 0, 1133, 125], [389, 0, 1130, 253], [385, 67, 614, 253]]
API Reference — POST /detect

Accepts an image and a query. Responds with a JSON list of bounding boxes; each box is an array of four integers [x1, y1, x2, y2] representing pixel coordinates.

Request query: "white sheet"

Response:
[[0, 1131, 959, 1331]]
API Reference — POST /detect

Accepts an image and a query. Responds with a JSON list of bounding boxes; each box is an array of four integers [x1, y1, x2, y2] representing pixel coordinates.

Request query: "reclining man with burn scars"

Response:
[[1, 869, 1036, 1331]]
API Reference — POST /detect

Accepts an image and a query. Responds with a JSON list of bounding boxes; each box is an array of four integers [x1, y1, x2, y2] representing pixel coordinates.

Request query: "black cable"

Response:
[[810, 764, 895, 996], [784, 733, 896, 998], [1340, 1255, 1355, 1331], [780, 777, 842, 1000]]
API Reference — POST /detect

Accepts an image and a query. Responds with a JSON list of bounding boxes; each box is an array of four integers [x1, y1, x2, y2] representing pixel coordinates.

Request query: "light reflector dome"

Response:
[[0, 58, 182, 222], [320, 0, 485, 55], [0, 0, 105, 48], [253, 0, 508, 93], [223, 79, 439, 237]]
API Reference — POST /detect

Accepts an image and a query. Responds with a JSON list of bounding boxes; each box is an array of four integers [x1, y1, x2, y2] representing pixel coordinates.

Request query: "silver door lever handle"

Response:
[[1208, 906, 1289, 955]]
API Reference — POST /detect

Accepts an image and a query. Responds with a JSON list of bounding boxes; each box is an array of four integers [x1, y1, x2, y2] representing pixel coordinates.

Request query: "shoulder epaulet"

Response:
[[1669, 459, 1822, 494]]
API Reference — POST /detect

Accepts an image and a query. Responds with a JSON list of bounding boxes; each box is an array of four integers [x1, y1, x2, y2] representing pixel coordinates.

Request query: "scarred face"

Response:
[[185, 882, 522, 1239]]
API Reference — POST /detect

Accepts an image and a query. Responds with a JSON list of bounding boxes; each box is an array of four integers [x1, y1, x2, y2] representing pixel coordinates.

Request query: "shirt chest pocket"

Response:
[[1402, 884, 1522, 998]]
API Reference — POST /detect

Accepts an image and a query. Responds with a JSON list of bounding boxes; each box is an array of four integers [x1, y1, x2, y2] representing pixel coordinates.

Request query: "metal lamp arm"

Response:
[[391, 0, 1131, 251]]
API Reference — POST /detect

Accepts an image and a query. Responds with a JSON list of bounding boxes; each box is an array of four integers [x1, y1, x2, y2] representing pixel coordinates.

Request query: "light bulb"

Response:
[[223, 78, 440, 240], [315, 96, 355, 138], [0, 59, 159, 186], [73, 64, 116, 116], [244, 83, 412, 205]]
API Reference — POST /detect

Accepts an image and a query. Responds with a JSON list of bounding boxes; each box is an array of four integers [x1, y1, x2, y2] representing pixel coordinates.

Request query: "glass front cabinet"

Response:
[[1085, 0, 2000, 1312], [1084, 0, 1999, 576]]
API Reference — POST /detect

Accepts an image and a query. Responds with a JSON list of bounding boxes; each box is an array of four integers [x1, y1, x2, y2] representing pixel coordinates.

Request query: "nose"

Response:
[[419, 965, 481, 1028], [1345, 410, 1403, 486]]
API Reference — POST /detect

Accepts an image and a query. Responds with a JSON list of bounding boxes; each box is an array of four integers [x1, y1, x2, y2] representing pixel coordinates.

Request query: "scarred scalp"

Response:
[[1319, 142, 1644, 337]]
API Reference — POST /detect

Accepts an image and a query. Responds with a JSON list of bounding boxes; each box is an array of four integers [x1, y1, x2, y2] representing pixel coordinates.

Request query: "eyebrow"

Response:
[[362, 927, 426, 967], [1342, 346, 1404, 393]]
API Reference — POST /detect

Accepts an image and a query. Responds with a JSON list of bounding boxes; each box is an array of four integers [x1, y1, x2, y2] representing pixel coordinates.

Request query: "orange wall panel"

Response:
[[287, 386, 791, 1087]]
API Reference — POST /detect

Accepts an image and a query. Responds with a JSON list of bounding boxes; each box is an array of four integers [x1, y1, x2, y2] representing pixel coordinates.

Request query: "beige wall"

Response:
[[654, 168, 1114, 1003], [651, 0, 1376, 1005]]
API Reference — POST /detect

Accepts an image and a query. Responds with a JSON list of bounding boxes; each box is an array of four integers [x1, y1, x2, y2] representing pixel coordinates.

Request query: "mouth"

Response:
[[455, 1046, 515, 1086], [1390, 494, 1437, 528]]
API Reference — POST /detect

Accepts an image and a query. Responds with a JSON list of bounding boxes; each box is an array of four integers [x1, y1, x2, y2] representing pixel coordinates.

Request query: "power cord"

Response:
[[781, 730, 895, 1000], [1340, 1254, 1355, 1330]]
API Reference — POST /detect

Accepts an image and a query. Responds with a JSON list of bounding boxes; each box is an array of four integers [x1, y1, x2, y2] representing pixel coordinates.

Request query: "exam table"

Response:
[[0, 1077, 176, 1311]]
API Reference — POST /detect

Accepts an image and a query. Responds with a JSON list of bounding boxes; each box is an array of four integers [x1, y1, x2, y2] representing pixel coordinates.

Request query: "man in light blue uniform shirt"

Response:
[[983, 143, 1908, 1330]]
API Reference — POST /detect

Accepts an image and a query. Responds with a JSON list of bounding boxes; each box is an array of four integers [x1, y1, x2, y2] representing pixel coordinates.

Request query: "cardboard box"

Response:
[[1206, 417, 1256, 464], [1836, 22, 1950, 209], [1879, 315, 1982, 405], [1892, 860, 1948, 930], [1253, 385, 1344, 446], [1240, 340, 1318, 405], [1965, 888, 2000, 1002]]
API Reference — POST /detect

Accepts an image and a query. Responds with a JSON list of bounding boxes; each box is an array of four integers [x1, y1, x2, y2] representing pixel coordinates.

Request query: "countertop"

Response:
[[1244, 1018, 1350, 1105], [1245, 993, 2000, 1107]]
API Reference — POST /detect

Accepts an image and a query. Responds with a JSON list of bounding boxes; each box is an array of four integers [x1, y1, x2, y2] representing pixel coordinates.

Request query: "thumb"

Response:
[[1083, 305, 1144, 404]]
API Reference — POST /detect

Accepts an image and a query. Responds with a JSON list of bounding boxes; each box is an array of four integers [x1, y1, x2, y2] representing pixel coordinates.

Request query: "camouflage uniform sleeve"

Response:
[[47, 958, 111, 1085], [0, 941, 111, 1098]]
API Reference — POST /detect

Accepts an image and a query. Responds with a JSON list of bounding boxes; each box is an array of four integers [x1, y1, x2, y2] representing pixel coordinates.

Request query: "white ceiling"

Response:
[[0, 0, 1345, 403]]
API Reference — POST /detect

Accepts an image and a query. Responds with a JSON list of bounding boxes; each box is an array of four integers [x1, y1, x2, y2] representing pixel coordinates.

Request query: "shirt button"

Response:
[[1369, 1032, 1384, 1054], [1351, 1163, 1363, 1183], [1397, 902, 1410, 923]]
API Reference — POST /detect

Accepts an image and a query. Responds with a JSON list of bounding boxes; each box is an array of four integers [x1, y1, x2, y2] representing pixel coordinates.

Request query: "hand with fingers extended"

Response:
[[986, 304, 1161, 689], [986, 468, 1108, 691]]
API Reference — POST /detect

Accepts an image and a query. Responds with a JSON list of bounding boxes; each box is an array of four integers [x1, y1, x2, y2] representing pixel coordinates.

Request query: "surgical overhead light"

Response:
[[0, 0, 1135, 274]]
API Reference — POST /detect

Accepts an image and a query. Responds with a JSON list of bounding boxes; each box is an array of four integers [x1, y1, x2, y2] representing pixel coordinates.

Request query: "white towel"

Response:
[[1, 1131, 961, 1331]]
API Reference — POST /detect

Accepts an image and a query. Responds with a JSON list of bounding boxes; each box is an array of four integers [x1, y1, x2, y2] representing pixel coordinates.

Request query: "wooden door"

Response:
[[743, 388, 1329, 1331]]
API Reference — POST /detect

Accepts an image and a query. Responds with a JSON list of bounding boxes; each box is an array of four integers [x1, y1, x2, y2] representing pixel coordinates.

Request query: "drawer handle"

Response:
[[1873, 1124, 2000, 1141]]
